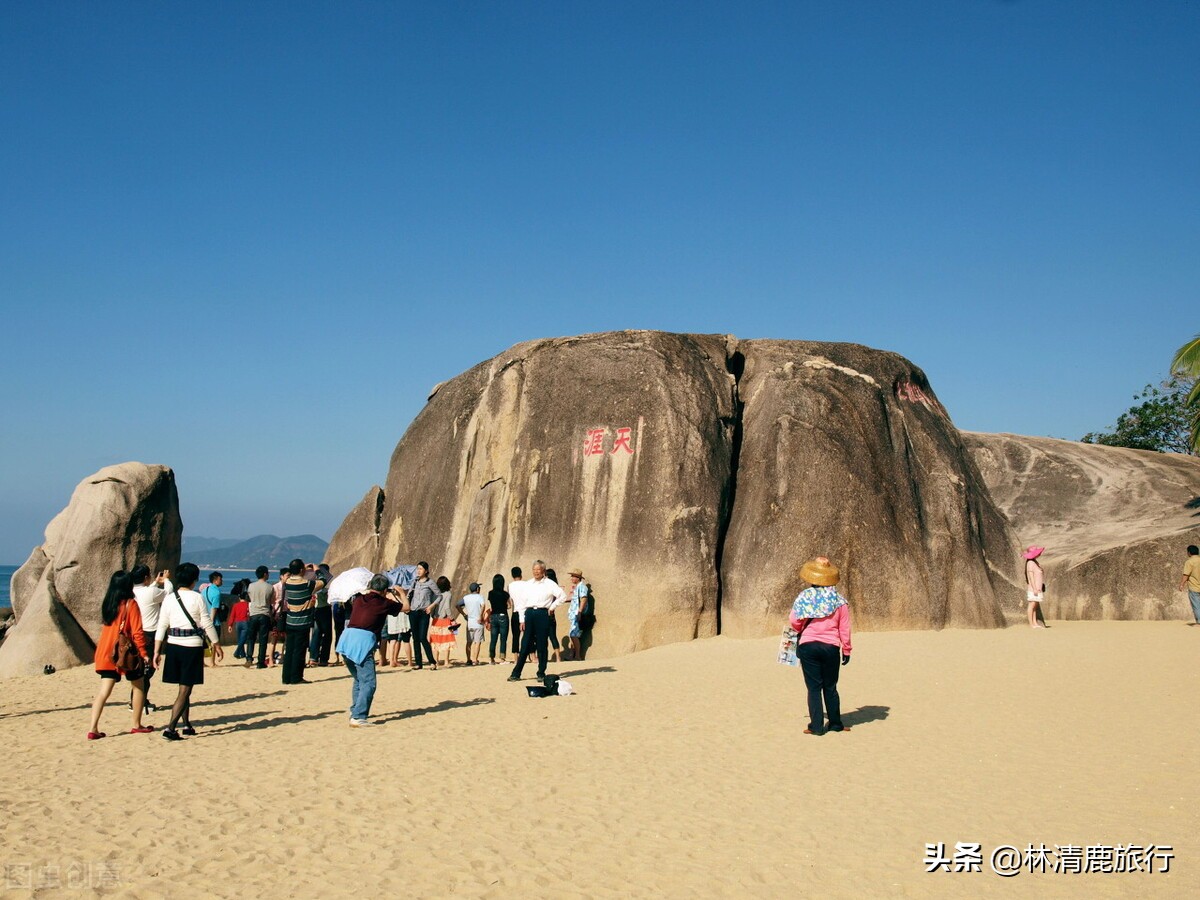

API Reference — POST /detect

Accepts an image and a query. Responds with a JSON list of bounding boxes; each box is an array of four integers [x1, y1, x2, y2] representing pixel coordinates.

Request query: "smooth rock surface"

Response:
[[330, 331, 739, 654], [0, 463, 182, 677], [720, 340, 1019, 636], [325, 486, 385, 575], [328, 331, 1021, 652], [964, 433, 1200, 620]]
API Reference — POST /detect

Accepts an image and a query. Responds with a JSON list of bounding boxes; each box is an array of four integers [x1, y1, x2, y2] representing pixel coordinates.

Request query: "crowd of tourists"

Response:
[[86, 556, 594, 738]]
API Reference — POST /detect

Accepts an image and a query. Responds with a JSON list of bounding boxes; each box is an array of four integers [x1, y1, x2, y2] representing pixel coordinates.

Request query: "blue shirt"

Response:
[[202, 584, 222, 615]]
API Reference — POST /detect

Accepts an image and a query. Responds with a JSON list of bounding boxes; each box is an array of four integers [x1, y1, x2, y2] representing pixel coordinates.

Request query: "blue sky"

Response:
[[1, 0, 1197, 563]]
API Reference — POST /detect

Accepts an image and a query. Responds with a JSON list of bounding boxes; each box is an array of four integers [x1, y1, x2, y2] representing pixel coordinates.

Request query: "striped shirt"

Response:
[[283, 578, 315, 629]]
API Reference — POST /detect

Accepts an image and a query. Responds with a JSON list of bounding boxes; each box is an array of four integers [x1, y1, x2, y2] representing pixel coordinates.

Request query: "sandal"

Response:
[[86, 732, 106, 741]]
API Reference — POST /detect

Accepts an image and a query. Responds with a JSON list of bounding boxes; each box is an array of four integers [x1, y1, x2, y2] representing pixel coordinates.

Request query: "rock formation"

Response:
[[964, 433, 1200, 620], [327, 331, 1021, 653], [720, 340, 1019, 636], [0, 463, 182, 678]]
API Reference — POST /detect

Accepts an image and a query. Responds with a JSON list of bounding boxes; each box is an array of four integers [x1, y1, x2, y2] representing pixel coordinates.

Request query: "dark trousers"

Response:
[[332, 603, 347, 650], [510, 611, 521, 654], [246, 614, 272, 666], [511, 608, 550, 680], [311, 606, 333, 664], [282, 626, 311, 684], [548, 614, 560, 651], [141, 630, 157, 704], [489, 613, 508, 659], [409, 609, 436, 666], [798, 641, 843, 733]]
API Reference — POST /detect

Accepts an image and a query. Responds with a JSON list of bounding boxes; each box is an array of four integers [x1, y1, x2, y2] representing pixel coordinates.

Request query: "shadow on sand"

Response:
[[556, 665, 617, 678], [197, 708, 344, 736], [374, 697, 495, 724], [841, 705, 891, 728]]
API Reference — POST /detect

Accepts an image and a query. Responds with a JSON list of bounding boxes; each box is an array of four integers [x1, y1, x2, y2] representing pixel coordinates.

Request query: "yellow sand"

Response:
[[0, 621, 1196, 898]]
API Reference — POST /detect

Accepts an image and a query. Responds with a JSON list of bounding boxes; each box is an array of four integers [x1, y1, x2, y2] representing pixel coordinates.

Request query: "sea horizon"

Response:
[[0, 564, 268, 610]]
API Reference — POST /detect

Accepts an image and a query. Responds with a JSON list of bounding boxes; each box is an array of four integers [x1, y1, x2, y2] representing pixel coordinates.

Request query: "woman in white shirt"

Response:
[[154, 562, 223, 741]]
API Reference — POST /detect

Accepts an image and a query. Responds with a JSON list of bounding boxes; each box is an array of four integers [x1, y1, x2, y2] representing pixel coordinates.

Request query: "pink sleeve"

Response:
[[789, 612, 809, 632], [837, 605, 852, 655]]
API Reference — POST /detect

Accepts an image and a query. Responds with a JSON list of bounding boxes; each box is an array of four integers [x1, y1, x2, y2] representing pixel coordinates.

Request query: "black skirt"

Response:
[[162, 643, 205, 686]]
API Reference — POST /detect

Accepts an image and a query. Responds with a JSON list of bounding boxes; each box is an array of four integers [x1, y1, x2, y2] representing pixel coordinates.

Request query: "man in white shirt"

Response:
[[131, 564, 172, 712], [508, 560, 566, 682], [457, 582, 486, 666]]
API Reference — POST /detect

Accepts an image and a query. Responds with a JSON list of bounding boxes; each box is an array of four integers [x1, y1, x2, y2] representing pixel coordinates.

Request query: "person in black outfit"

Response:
[[485, 573, 510, 664], [508, 566, 523, 656]]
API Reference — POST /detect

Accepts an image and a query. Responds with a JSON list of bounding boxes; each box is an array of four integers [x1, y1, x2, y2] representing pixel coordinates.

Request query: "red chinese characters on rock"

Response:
[[583, 428, 607, 456], [581, 425, 637, 456], [896, 382, 931, 404]]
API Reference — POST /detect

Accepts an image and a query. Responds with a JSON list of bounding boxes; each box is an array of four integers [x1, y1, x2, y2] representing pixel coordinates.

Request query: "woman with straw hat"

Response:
[[1023, 546, 1048, 629], [789, 556, 853, 735]]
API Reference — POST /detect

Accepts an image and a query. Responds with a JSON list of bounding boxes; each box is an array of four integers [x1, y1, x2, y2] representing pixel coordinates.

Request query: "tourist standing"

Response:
[[1179, 545, 1200, 625], [508, 560, 565, 682], [386, 602, 412, 668], [485, 574, 510, 664], [245, 566, 274, 668], [88, 571, 153, 740], [281, 559, 316, 685], [155, 562, 223, 741], [131, 564, 170, 712], [200, 571, 224, 663], [508, 566, 523, 657], [430, 575, 459, 667], [336, 575, 406, 726], [1024, 546, 1047, 629], [227, 581, 251, 659], [458, 582, 486, 666], [268, 567, 288, 666], [790, 556, 853, 736], [566, 569, 589, 662], [544, 568, 563, 663], [407, 562, 439, 670], [309, 563, 333, 666]]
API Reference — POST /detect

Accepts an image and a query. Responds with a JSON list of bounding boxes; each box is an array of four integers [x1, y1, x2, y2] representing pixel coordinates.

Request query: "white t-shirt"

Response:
[[133, 579, 173, 631], [458, 593, 485, 627]]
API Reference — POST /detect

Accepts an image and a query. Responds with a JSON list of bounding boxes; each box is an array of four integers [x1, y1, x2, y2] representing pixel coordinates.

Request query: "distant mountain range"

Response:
[[182, 535, 330, 569]]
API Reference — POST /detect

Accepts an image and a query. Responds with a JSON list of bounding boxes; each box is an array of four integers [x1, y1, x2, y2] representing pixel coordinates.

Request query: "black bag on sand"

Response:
[[542, 674, 560, 694], [526, 685, 551, 698]]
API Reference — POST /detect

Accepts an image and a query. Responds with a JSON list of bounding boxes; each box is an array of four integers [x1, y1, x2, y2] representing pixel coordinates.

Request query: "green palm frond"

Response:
[[1171, 333, 1200, 376]]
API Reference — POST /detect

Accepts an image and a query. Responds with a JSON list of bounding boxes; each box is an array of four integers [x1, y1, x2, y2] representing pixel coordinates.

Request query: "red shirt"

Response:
[[228, 600, 250, 624]]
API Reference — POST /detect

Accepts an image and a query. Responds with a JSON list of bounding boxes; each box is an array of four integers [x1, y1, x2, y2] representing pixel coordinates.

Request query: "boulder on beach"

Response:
[[963, 432, 1200, 620], [327, 330, 1021, 653], [719, 340, 1020, 637], [325, 485, 386, 575], [0, 463, 182, 678]]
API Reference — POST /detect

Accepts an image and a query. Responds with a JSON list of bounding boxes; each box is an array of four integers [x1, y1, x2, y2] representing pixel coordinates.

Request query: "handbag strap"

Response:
[[174, 590, 211, 648]]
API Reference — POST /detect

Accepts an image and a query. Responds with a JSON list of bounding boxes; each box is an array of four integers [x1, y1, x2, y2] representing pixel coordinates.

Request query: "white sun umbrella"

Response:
[[326, 567, 374, 603]]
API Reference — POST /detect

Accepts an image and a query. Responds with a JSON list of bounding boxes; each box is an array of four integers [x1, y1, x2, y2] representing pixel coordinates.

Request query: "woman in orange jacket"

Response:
[[87, 571, 153, 740]]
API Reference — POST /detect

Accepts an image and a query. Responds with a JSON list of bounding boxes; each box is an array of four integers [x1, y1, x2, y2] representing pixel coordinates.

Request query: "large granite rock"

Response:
[[332, 331, 739, 653], [328, 331, 1020, 653], [964, 433, 1200, 620], [325, 485, 385, 575], [0, 463, 182, 678], [720, 341, 1020, 636]]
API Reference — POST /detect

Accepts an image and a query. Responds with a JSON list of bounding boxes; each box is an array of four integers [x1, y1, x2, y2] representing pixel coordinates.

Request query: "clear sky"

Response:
[[2, 1, 1197, 563]]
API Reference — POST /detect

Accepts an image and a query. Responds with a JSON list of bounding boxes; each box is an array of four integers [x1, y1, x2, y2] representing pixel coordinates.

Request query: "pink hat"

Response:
[[1023, 546, 1044, 560]]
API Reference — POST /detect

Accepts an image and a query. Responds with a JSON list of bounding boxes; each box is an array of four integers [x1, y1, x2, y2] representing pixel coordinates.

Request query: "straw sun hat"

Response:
[[800, 556, 840, 586]]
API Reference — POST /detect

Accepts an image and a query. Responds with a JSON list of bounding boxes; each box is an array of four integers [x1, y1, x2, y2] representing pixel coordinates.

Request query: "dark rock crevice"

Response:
[[712, 348, 746, 635]]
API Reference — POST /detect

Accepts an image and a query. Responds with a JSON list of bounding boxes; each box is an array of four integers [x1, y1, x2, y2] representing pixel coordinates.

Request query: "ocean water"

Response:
[[1, 565, 14, 608], [0, 564, 263, 610]]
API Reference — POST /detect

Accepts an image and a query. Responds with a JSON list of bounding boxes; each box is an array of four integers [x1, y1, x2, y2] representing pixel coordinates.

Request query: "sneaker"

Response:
[[162, 729, 183, 741], [181, 726, 196, 736], [507, 675, 521, 682], [349, 719, 374, 728]]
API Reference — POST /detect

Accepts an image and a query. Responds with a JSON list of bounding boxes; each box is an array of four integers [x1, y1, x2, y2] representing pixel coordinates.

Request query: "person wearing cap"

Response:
[[457, 582, 487, 666], [566, 569, 590, 661], [789, 556, 853, 735], [1023, 546, 1048, 629]]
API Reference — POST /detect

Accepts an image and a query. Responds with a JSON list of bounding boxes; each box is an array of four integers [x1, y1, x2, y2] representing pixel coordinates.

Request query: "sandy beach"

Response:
[[0, 621, 1196, 898]]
